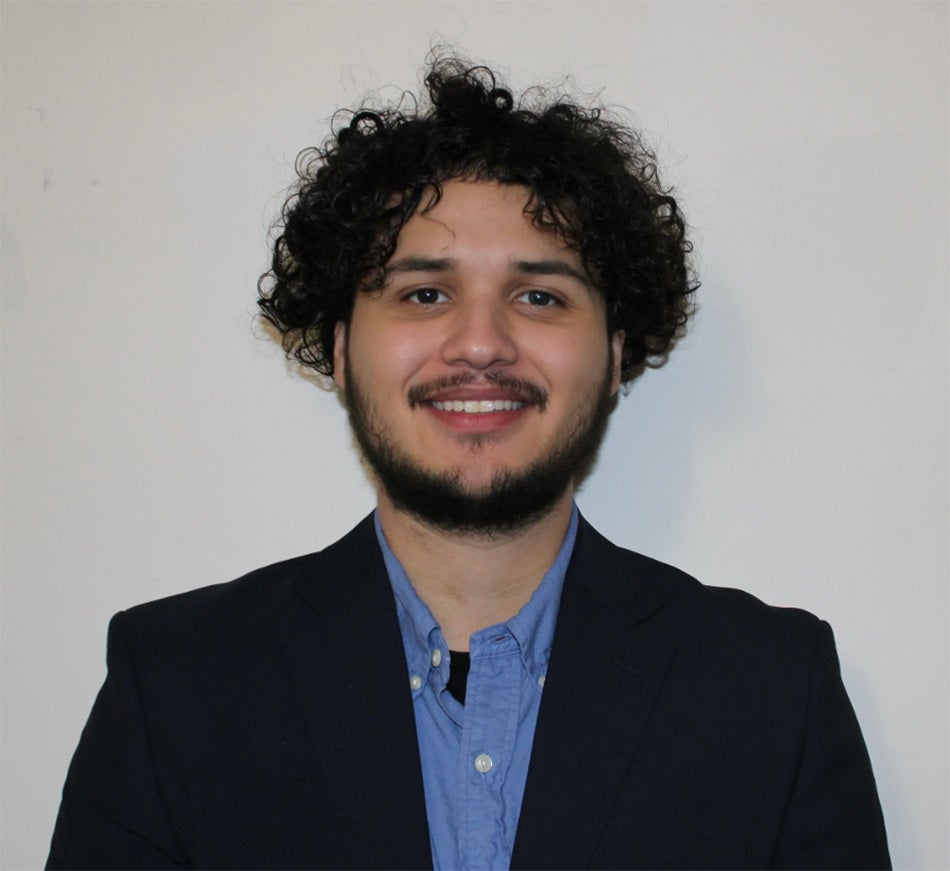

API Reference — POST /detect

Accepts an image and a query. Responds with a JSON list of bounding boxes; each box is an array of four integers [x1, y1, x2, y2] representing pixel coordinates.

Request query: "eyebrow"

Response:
[[385, 257, 456, 275], [385, 256, 590, 285], [512, 259, 590, 285]]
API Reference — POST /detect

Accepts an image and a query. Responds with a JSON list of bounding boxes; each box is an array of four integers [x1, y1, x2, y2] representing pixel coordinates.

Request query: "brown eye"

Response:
[[517, 290, 559, 306], [406, 288, 448, 304]]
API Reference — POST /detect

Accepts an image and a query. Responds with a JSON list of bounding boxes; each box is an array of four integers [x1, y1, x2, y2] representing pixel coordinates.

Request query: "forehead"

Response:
[[391, 180, 583, 263]]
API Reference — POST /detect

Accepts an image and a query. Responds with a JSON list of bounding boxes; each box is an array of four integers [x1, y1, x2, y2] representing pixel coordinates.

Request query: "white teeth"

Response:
[[431, 399, 524, 413]]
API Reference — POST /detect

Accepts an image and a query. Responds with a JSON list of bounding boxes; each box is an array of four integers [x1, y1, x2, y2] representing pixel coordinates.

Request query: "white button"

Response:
[[474, 753, 493, 773], [538, 674, 546, 688], [431, 649, 442, 667], [409, 675, 422, 690]]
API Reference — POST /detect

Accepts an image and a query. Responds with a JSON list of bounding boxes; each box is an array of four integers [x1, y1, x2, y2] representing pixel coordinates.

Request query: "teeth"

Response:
[[431, 399, 525, 413]]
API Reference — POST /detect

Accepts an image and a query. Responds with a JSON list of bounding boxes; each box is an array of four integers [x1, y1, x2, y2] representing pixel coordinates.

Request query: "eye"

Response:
[[404, 287, 449, 305], [516, 289, 561, 307]]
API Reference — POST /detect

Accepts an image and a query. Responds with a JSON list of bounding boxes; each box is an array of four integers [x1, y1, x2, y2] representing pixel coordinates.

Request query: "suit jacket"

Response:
[[47, 514, 890, 870]]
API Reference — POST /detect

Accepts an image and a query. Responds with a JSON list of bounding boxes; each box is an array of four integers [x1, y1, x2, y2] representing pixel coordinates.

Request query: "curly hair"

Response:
[[258, 55, 697, 382]]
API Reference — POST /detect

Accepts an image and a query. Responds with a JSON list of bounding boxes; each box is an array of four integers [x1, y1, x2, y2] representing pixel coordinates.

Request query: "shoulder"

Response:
[[121, 550, 312, 621], [115, 514, 380, 647], [571, 515, 826, 654]]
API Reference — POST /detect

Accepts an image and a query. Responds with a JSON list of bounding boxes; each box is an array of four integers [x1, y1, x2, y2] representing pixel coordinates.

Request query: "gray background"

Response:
[[3, 2, 947, 867]]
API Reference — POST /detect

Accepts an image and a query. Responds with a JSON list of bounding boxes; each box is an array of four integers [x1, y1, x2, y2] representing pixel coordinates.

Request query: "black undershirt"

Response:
[[446, 651, 471, 704]]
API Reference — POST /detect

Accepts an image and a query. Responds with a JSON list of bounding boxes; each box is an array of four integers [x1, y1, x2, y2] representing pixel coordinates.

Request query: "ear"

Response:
[[609, 330, 625, 394], [332, 321, 347, 391]]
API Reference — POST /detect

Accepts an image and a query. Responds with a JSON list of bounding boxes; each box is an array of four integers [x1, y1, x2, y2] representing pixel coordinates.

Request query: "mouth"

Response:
[[423, 396, 531, 435], [429, 399, 526, 413], [408, 374, 546, 434], [409, 373, 548, 412]]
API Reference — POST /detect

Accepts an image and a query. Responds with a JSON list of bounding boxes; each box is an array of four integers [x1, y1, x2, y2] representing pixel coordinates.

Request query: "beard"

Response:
[[342, 356, 616, 537]]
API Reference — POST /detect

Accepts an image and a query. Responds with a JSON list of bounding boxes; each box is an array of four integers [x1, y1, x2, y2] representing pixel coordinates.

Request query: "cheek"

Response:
[[532, 330, 610, 392], [347, 325, 433, 385]]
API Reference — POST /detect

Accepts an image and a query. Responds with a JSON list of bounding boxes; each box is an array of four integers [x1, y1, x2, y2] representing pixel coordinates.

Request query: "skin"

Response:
[[334, 180, 623, 649]]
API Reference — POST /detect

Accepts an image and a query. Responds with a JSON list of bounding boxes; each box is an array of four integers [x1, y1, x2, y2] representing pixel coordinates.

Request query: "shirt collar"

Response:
[[375, 506, 579, 697], [377, 513, 441, 695]]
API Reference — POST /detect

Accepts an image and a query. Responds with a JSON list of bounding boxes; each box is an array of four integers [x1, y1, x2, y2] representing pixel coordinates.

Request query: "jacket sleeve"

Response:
[[46, 611, 187, 870], [772, 620, 891, 870]]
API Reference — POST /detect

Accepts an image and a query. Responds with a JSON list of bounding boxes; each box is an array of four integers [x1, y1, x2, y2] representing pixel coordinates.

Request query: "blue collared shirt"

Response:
[[376, 508, 578, 871]]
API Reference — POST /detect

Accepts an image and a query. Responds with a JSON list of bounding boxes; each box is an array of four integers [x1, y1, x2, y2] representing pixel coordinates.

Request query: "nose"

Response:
[[440, 299, 519, 370]]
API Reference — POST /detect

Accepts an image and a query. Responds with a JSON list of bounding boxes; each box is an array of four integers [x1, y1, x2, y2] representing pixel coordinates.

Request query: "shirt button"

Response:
[[474, 753, 493, 773], [409, 675, 422, 690], [431, 649, 442, 667], [538, 674, 546, 688]]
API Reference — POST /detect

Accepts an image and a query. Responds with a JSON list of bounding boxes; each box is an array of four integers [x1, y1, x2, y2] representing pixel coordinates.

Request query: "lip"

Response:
[[422, 385, 532, 408], [408, 376, 546, 433], [409, 375, 546, 405], [423, 400, 532, 433]]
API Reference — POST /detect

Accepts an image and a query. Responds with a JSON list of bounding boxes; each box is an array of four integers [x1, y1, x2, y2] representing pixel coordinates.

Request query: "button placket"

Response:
[[457, 631, 522, 867]]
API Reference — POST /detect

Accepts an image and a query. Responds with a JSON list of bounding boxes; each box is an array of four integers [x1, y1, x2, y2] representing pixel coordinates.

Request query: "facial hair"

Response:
[[342, 353, 616, 536]]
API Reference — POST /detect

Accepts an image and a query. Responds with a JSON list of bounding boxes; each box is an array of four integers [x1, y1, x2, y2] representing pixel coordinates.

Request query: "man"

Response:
[[48, 56, 890, 869]]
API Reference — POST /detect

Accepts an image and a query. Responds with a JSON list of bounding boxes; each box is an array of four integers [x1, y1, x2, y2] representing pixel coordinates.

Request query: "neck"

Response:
[[376, 489, 574, 651]]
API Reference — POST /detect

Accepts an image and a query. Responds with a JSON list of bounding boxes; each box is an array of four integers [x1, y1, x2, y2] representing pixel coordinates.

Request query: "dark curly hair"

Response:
[[258, 55, 697, 382]]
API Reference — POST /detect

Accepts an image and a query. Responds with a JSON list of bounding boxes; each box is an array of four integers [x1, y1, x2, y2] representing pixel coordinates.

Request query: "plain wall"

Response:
[[2, 2, 947, 867]]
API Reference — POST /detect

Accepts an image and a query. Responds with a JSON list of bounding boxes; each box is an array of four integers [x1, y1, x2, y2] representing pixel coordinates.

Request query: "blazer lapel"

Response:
[[275, 516, 433, 870], [512, 518, 680, 870]]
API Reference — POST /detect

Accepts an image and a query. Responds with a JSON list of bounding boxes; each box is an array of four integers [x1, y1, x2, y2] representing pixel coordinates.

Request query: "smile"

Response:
[[429, 400, 526, 413]]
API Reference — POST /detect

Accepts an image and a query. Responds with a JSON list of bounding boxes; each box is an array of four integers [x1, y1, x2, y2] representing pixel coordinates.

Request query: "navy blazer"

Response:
[[48, 515, 889, 869]]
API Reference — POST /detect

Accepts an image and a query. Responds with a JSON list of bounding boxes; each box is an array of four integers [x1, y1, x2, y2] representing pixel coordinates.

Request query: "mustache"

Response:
[[407, 372, 548, 411]]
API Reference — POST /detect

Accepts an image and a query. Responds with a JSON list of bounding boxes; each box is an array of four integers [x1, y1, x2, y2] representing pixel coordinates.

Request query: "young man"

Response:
[[48, 58, 890, 869]]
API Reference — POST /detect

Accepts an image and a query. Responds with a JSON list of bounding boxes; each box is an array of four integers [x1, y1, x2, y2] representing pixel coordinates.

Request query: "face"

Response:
[[334, 180, 624, 534]]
